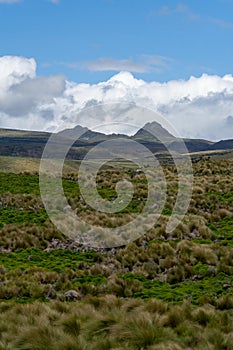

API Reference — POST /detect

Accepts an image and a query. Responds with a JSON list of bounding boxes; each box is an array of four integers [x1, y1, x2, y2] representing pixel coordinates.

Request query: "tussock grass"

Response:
[[0, 158, 233, 347], [0, 299, 232, 349]]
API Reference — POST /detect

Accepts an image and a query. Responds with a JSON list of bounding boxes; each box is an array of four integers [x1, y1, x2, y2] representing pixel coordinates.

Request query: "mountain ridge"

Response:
[[0, 122, 231, 160]]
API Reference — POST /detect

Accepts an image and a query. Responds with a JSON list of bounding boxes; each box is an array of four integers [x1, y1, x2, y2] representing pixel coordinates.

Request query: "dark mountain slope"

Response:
[[0, 123, 232, 159], [207, 139, 233, 151]]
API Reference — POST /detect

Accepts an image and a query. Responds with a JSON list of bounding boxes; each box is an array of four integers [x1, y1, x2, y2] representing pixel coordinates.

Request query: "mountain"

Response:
[[132, 121, 175, 142], [0, 122, 232, 160], [58, 125, 105, 141]]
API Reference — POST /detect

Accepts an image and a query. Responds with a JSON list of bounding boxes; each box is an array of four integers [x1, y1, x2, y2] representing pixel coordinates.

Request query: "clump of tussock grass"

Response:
[[0, 297, 232, 349]]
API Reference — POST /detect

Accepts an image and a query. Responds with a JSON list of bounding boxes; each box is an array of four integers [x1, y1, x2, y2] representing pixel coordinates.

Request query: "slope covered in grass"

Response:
[[0, 157, 232, 348]]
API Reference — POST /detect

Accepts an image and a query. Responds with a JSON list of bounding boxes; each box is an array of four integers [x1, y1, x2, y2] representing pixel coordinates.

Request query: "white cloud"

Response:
[[0, 55, 65, 123], [1, 75, 65, 116], [63, 55, 172, 73], [0, 56, 36, 89], [1, 56, 233, 141]]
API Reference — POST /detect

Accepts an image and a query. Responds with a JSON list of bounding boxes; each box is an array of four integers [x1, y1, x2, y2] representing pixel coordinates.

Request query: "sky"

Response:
[[1, 0, 233, 140]]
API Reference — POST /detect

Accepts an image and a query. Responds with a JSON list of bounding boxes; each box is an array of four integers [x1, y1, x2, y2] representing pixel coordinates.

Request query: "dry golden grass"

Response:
[[0, 298, 232, 349]]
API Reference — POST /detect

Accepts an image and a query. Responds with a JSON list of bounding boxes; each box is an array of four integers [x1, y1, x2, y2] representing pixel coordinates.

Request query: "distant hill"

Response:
[[58, 125, 105, 141], [207, 139, 233, 151], [0, 123, 232, 160], [0, 128, 51, 158], [169, 139, 214, 153]]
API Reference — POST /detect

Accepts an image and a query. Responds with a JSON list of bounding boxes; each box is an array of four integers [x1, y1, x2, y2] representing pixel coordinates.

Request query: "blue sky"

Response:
[[1, 0, 233, 83]]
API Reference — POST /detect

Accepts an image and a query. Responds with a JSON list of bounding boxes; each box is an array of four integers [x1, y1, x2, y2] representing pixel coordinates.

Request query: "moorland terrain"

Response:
[[0, 124, 232, 349]]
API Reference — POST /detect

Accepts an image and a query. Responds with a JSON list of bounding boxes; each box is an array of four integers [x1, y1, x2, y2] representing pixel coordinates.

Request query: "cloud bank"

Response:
[[0, 56, 233, 140]]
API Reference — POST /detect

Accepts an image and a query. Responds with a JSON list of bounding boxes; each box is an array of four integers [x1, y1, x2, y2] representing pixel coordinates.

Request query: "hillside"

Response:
[[0, 125, 233, 349], [0, 156, 232, 348], [169, 138, 214, 153], [208, 139, 233, 151]]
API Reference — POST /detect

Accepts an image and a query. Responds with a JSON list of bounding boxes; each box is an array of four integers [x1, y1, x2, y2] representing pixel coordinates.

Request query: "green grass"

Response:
[[73, 274, 106, 287], [208, 216, 233, 246], [0, 172, 80, 198], [192, 238, 213, 244], [0, 207, 48, 227], [122, 272, 232, 305], [0, 173, 40, 195], [0, 248, 99, 272], [205, 191, 233, 203], [0, 249, 106, 303]]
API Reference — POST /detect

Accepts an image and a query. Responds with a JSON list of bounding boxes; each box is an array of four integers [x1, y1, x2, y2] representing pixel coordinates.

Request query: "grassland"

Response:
[[0, 156, 232, 349]]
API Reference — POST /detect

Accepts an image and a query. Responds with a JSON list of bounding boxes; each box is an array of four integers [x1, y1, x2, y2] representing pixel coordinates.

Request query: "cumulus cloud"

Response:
[[0, 56, 65, 127], [1, 56, 233, 140], [0, 56, 36, 88], [1, 75, 65, 116]]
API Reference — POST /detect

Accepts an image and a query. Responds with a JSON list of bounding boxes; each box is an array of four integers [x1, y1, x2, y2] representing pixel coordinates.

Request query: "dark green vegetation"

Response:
[[0, 157, 233, 348]]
